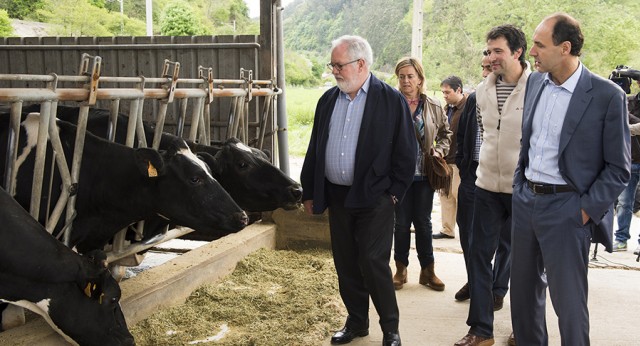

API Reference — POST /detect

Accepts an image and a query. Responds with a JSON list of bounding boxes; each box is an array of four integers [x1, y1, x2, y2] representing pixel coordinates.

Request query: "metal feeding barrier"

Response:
[[0, 53, 282, 278]]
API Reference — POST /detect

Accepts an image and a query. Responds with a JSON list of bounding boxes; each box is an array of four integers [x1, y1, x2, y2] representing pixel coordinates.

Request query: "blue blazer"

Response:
[[514, 66, 631, 252], [300, 74, 418, 214]]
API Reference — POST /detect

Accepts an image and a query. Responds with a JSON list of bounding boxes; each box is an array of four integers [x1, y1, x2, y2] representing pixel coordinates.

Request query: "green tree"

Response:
[[37, 0, 145, 36], [0, 9, 13, 36], [284, 50, 323, 87], [0, 0, 45, 20], [160, 1, 206, 36]]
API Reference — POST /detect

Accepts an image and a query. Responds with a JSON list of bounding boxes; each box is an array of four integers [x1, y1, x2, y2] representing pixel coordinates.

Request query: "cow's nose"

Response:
[[289, 185, 303, 201], [234, 211, 249, 228]]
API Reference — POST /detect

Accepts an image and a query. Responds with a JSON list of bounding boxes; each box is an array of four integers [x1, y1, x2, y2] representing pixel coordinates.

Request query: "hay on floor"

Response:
[[131, 248, 345, 345]]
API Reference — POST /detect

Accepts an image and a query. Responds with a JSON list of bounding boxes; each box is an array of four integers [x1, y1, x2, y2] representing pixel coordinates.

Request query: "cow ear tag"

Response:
[[83, 283, 96, 298], [147, 161, 158, 177]]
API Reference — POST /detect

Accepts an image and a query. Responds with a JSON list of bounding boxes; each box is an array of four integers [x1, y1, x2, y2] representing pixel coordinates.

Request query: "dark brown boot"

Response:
[[419, 262, 445, 291], [393, 261, 407, 290]]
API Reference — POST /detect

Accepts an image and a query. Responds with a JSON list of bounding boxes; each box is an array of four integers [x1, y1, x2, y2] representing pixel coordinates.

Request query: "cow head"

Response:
[[0, 261, 134, 346], [147, 136, 248, 236], [197, 138, 302, 212], [48, 268, 134, 346]]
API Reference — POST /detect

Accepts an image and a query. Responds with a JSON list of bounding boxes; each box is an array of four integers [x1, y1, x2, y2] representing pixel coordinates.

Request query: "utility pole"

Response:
[[146, 0, 153, 35], [411, 0, 423, 62], [119, 0, 124, 35]]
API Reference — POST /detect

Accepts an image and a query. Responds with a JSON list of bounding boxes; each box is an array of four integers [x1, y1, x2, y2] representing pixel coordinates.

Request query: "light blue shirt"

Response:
[[525, 63, 583, 184], [325, 75, 371, 185]]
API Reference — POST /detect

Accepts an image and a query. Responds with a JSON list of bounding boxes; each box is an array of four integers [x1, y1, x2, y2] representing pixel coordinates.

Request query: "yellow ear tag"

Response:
[[147, 161, 158, 177], [84, 283, 92, 298]]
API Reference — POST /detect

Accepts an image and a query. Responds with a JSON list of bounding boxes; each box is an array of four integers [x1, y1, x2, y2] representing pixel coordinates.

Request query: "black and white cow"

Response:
[[190, 138, 303, 212], [0, 113, 247, 253], [0, 187, 135, 345], [21, 104, 303, 212]]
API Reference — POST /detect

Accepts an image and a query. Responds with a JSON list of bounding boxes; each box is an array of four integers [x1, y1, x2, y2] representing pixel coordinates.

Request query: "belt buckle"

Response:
[[531, 183, 543, 194]]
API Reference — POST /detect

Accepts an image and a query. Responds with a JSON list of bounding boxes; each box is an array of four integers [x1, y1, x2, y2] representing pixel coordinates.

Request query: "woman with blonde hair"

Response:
[[392, 57, 452, 291]]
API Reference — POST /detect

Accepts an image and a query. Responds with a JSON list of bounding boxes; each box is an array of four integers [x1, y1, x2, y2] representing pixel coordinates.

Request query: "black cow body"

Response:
[[0, 113, 247, 253], [0, 188, 134, 345]]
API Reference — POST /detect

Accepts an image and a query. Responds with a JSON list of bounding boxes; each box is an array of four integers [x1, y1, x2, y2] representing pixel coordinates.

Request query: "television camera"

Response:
[[609, 65, 640, 94]]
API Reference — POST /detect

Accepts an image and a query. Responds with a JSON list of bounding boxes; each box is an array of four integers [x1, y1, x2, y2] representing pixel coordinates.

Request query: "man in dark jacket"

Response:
[[300, 35, 416, 346]]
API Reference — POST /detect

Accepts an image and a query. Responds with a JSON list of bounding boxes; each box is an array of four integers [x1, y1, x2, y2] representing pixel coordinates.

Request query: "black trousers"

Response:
[[456, 176, 476, 273], [326, 181, 399, 333], [466, 187, 512, 338]]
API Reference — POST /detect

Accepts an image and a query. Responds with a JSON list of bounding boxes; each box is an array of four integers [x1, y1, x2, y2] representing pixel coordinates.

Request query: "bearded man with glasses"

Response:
[[301, 35, 417, 346]]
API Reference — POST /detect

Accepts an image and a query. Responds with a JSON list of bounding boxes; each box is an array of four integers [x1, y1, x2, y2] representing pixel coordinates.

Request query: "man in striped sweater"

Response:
[[455, 24, 531, 346]]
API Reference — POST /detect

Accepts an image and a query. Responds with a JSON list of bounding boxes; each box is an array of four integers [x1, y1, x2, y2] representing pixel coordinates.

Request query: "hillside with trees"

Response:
[[284, 0, 640, 87], [1, 0, 639, 88], [0, 0, 257, 37]]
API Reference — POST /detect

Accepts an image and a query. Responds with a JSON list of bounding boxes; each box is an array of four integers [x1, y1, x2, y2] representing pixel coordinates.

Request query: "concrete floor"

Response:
[[287, 156, 640, 345], [317, 196, 640, 346]]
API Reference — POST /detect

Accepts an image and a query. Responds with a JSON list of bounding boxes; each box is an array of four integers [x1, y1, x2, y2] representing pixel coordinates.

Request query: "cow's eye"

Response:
[[238, 161, 248, 169], [190, 176, 202, 184]]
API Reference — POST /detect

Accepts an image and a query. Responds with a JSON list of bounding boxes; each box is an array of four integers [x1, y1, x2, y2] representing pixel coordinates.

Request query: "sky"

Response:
[[245, 0, 296, 18]]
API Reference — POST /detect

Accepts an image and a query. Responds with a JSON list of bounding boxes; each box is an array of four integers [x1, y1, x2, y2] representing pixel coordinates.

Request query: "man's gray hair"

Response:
[[331, 35, 374, 68]]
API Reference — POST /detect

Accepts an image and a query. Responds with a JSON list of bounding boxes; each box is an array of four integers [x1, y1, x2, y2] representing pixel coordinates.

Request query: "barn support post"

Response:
[[275, 0, 290, 176]]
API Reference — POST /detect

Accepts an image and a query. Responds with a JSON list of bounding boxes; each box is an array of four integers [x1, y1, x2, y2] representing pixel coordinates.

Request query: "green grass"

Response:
[[284, 86, 326, 156]]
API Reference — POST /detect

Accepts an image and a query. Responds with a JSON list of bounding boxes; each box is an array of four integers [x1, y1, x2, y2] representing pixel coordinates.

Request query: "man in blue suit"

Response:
[[300, 35, 416, 346], [511, 13, 630, 345]]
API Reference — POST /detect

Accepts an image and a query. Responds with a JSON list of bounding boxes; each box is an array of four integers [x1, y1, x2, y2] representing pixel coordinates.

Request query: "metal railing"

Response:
[[1, 53, 281, 274]]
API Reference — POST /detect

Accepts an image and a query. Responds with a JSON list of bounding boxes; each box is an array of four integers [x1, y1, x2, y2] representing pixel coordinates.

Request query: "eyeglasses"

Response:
[[326, 59, 360, 71]]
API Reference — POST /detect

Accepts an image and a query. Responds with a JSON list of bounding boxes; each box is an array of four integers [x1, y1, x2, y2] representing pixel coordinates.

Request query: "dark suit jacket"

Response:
[[455, 92, 478, 181], [514, 66, 631, 252], [300, 74, 418, 214]]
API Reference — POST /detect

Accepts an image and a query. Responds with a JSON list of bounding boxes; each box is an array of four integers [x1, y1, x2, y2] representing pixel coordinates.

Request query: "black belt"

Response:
[[526, 180, 574, 194]]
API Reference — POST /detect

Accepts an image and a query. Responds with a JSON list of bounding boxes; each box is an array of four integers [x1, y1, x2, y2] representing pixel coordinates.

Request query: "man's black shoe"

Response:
[[493, 294, 504, 311], [432, 232, 455, 239], [383, 331, 402, 346], [455, 282, 470, 301], [330, 326, 369, 344]]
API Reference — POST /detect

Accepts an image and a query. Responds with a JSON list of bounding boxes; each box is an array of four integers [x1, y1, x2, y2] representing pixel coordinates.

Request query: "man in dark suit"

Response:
[[511, 13, 630, 345], [300, 35, 416, 346]]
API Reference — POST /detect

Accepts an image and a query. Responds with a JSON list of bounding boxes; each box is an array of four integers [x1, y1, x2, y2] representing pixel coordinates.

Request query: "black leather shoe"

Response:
[[433, 232, 455, 239], [382, 331, 402, 346], [455, 282, 470, 301], [493, 294, 504, 311], [330, 326, 369, 344]]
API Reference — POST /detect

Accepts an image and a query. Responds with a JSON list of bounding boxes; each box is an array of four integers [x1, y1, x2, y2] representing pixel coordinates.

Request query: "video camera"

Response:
[[609, 65, 640, 94]]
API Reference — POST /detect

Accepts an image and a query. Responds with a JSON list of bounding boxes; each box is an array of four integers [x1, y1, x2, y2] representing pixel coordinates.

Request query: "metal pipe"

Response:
[[275, 1, 290, 175], [106, 226, 195, 264], [107, 99, 120, 142], [125, 101, 139, 148], [0, 86, 279, 102], [151, 102, 169, 149], [29, 105, 51, 220], [63, 105, 90, 246], [258, 95, 273, 150], [3, 102, 22, 193], [188, 98, 202, 141], [0, 43, 261, 51]]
